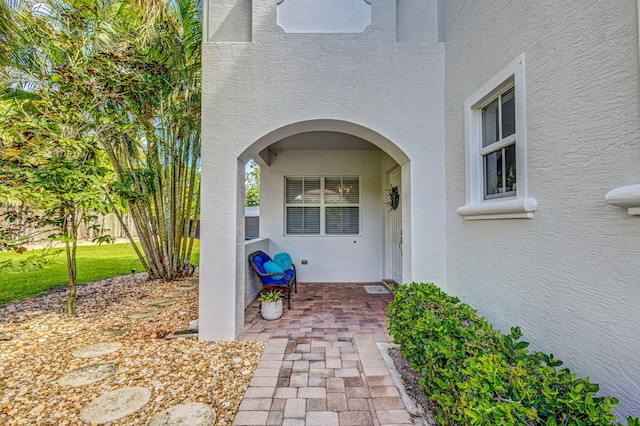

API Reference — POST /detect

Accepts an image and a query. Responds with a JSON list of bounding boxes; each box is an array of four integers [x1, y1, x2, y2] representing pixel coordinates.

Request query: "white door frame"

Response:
[[385, 166, 402, 284]]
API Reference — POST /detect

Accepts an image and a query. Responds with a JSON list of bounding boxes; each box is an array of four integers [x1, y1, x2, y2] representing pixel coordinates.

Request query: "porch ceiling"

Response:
[[265, 131, 379, 152]]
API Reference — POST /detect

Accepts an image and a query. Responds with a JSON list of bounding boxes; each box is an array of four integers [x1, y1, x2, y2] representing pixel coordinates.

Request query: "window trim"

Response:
[[284, 176, 361, 236], [481, 87, 516, 200], [458, 52, 537, 220]]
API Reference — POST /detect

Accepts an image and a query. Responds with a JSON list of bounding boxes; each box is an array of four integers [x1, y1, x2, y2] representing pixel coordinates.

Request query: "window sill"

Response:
[[605, 184, 640, 215], [457, 197, 537, 220]]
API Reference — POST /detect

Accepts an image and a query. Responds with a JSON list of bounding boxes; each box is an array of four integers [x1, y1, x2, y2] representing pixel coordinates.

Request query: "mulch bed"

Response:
[[0, 272, 264, 425], [389, 346, 441, 425]]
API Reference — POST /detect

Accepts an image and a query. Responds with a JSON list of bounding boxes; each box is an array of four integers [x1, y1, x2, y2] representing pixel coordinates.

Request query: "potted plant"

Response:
[[259, 289, 283, 320]]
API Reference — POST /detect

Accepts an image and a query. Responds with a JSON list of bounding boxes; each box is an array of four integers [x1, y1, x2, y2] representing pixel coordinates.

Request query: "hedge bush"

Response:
[[387, 282, 639, 426]]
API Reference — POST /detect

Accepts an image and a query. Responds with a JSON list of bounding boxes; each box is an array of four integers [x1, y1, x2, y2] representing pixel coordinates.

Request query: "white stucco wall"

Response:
[[261, 148, 386, 282], [442, 1, 640, 418], [200, 0, 445, 339]]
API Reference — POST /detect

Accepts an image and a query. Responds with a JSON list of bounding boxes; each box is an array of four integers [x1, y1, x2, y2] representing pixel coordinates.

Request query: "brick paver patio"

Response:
[[234, 282, 412, 426]]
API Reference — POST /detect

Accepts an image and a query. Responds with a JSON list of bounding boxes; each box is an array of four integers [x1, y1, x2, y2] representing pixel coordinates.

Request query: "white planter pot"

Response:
[[261, 300, 283, 320]]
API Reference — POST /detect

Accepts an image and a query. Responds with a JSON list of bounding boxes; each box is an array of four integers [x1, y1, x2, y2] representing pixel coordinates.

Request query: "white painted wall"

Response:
[[201, 0, 640, 418], [442, 1, 640, 418], [200, 0, 446, 340], [261, 148, 385, 282]]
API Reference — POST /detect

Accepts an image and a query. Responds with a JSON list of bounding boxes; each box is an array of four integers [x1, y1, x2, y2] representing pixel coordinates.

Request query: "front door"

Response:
[[389, 167, 402, 284]]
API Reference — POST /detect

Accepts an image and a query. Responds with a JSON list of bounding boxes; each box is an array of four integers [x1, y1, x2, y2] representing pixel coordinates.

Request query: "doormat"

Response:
[[363, 285, 390, 294]]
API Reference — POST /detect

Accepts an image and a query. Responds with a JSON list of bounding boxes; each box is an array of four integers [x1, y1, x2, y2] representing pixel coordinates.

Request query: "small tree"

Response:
[[0, 95, 113, 314], [1, 1, 114, 313]]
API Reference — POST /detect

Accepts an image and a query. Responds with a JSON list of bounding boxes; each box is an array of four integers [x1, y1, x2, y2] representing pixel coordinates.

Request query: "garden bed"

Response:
[[389, 346, 440, 425], [0, 272, 263, 425], [387, 282, 635, 425]]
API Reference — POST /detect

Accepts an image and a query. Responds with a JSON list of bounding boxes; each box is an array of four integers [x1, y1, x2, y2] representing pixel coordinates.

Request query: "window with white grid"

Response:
[[458, 53, 537, 220], [481, 86, 517, 199], [285, 176, 360, 235]]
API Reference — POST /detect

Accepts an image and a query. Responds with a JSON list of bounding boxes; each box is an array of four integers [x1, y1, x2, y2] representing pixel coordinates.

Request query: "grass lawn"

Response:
[[0, 241, 200, 306]]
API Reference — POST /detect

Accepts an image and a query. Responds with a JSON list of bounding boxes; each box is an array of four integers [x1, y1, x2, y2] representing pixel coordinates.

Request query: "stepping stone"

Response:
[[164, 292, 186, 299], [79, 387, 151, 424], [72, 342, 123, 359], [174, 286, 195, 291], [57, 362, 120, 388], [148, 300, 177, 308], [102, 325, 133, 336], [148, 402, 216, 426], [126, 309, 161, 319], [165, 329, 198, 340]]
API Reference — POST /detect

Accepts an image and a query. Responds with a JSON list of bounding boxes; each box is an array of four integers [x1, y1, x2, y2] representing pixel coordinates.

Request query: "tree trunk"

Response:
[[64, 211, 78, 315]]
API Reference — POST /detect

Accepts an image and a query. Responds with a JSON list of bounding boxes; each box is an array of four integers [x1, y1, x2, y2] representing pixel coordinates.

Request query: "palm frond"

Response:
[[0, 1, 17, 63]]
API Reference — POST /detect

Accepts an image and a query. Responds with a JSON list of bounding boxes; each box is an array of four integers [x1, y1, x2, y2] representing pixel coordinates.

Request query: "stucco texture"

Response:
[[442, 0, 640, 419], [200, 1, 445, 339]]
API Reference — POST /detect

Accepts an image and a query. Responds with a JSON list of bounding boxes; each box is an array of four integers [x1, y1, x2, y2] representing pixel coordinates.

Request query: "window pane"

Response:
[[285, 177, 303, 204], [324, 177, 342, 204], [326, 207, 359, 235], [341, 206, 359, 234], [303, 177, 321, 203], [287, 207, 320, 234], [484, 150, 502, 197], [342, 177, 359, 204], [287, 207, 303, 234], [505, 144, 516, 192], [325, 207, 341, 234], [501, 88, 516, 138], [482, 98, 499, 147], [304, 207, 320, 233], [324, 177, 359, 204]]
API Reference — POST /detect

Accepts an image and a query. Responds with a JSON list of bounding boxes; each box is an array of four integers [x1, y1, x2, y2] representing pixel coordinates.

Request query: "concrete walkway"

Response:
[[234, 282, 413, 426]]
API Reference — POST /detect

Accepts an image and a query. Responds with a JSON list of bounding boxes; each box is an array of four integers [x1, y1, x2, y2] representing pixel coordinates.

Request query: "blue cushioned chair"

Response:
[[249, 251, 297, 309]]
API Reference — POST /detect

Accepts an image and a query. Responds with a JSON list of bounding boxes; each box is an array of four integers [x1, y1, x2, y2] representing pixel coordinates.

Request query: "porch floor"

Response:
[[233, 282, 413, 426]]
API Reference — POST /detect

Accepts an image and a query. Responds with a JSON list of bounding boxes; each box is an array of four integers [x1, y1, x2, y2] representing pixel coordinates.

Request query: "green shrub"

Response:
[[387, 282, 638, 426]]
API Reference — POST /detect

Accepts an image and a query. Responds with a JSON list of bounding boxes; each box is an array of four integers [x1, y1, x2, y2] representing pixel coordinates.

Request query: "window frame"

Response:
[[284, 176, 361, 236], [458, 52, 537, 220], [481, 86, 517, 200]]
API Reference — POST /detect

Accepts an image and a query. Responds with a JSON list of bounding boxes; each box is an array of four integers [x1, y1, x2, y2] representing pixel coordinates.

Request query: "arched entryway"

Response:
[[199, 119, 413, 341], [239, 119, 411, 282]]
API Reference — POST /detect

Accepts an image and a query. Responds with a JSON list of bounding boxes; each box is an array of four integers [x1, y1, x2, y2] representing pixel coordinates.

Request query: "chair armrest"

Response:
[[252, 268, 285, 278]]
